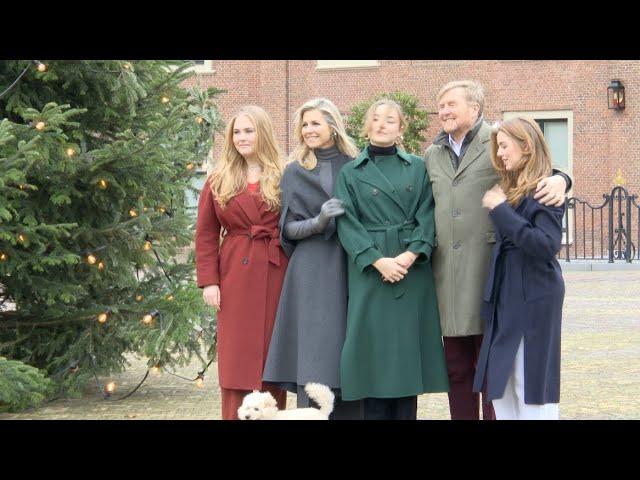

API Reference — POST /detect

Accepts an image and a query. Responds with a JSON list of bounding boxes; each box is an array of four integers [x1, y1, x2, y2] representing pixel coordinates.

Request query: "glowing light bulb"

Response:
[[0, 253, 7, 262], [36, 62, 47, 72], [186, 162, 194, 170], [166, 294, 174, 301], [66, 148, 76, 157], [129, 208, 138, 218], [143, 240, 152, 251], [158, 206, 166, 214], [160, 96, 170, 104], [196, 377, 204, 388], [151, 365, 161, 374], [97, 312, 109, 323], [86, 254, 97, 265], [123, 62, 133, 70], [196, 116, 204, 125], [18, 234, 26, 243], [105, 382, 116, 393], [135, 294, 144, 302], [142, 309, 159, 325], [97, 261, 105, 271], [35, 121, 46, 131], [98, 179, 108, 190]]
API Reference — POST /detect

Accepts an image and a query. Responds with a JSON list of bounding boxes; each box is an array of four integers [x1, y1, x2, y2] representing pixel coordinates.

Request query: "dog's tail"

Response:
[[304, 383, 335, 417]]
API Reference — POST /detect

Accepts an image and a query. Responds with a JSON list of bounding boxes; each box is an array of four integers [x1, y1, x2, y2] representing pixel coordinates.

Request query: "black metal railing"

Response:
[[560, 186, 639, 263]]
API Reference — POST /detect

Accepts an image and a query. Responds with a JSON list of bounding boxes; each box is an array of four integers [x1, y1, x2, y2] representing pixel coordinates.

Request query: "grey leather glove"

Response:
[[284, 198, 345, 240]]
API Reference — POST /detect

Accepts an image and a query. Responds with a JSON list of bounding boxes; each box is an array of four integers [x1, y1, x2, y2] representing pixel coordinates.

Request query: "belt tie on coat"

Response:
[[364, 220, 418, 300], [227, 225, 281, 266]]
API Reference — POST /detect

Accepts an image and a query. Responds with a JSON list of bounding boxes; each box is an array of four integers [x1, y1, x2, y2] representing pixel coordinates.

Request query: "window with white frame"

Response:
[[316, 60, 379, 70], [503, 110, 574, 244], [188, 60, 214, 73]]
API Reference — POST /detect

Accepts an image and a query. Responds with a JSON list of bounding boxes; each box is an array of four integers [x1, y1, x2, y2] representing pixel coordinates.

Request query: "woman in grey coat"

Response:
[[262, 98, 363, 419]]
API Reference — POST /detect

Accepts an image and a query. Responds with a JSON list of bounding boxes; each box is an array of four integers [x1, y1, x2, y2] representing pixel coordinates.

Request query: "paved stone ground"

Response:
[[1, 271, 638, 420]]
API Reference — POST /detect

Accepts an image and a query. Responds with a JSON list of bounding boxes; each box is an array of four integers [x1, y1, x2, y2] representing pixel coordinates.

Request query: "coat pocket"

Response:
[[522, 262, 557, 303]]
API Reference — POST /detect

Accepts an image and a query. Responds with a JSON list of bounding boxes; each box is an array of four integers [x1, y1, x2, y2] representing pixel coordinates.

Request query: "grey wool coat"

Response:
[[262, 153, 352, 391]]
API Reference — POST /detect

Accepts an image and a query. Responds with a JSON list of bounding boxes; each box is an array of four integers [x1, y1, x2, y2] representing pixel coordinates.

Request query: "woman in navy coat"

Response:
[[473, 117, 565, 420]]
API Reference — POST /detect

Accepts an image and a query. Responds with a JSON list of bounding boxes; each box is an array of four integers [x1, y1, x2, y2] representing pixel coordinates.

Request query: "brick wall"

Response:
[[184, 60, 640, 257]]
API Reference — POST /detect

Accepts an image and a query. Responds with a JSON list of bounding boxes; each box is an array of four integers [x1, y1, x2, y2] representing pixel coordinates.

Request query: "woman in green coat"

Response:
[[334, 99, 449, 420]]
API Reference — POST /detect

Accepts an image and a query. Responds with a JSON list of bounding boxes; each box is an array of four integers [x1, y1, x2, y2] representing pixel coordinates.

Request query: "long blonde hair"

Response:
[[290, 98, 359, 170], [491, 117, 553, 206], [208, 106, 283, 211], [361, 99, 408, 149]]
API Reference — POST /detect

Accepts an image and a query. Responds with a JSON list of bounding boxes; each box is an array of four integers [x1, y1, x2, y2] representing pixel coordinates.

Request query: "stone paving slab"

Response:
[[1, 271, 638, 420]]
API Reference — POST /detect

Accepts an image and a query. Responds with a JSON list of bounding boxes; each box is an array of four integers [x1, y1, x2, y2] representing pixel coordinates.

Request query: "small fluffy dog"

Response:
[[238, 382, 334, 420]]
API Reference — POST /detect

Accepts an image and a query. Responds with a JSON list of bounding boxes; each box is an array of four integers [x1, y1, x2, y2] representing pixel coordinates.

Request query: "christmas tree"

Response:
[[0, 60, 223, 411]]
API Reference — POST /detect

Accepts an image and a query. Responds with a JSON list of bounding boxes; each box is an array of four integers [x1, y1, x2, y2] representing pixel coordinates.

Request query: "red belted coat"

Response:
[[195, 181, 288, 390]]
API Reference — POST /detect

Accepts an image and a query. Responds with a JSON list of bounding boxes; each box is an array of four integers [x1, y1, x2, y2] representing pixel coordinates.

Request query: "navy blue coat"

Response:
[[473, 194, 565, 405]]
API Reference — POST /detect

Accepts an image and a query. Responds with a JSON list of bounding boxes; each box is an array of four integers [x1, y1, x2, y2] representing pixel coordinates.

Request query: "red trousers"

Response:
[[220, 384, 287, 420], [443, 335, 496, 420]]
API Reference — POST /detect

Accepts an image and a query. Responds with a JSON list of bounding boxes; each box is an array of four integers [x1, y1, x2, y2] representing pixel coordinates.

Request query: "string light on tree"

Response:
[[97, 261, 106, 271], [142, 309, 159, 325], [135, 294, 144, 302], [123, 62, 133, 71], [86, 253, 97, 265], [97, 309, 112, 324], [166, 294, 174, 301], [35, 121, 46, 131], [151, 363, 161, 374], [196, 116, 204, 125], [98, 179, 108, 190], [0, 252, 7, 262], [195, 371, 205, 388], [32, 60, 48, 72], [129, 208, 138, 218], [66, 147, 76, 157], [186, 162, 194, 170], [160, 95, 170, 104], [143, 240, 152, 251], [17, 234, 27, 243], [104, 382, 116, 397]]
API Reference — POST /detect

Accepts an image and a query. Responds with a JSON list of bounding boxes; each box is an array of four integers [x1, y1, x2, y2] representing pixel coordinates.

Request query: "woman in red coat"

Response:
[[195, 105, 288, 420]]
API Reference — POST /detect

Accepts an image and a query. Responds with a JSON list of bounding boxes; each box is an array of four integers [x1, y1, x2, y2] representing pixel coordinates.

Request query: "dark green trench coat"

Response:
[[334, 149, 449, 400]]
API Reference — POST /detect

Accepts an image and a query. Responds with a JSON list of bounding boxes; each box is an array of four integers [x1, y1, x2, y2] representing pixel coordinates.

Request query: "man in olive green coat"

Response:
[[423, 80, 570, 420]]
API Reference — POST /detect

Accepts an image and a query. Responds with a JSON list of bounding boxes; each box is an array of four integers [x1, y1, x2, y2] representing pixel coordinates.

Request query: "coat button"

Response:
[[453, 241, 461, 249], [452, 179, 459, 186], [241, 257, 249, 265], [372, 188, 379, 196], [406, 185, 414, 192]]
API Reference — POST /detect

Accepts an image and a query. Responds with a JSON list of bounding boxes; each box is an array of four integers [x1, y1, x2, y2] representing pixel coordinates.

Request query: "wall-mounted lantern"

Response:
[[608, 79, 625, 110]]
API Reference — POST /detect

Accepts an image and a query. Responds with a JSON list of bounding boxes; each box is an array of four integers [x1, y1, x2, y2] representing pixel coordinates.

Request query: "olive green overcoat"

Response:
[[424, 121, 500, 336]]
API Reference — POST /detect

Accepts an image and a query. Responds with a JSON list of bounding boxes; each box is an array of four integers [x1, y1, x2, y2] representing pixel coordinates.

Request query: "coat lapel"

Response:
[[455, 122, 491, 178], [357, 158, 409, 217], [234, 190, 263, 226]]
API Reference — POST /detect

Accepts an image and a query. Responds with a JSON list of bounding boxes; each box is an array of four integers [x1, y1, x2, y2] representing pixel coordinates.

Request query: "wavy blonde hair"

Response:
[[361, 99, 408, 149], [491, 117, 553, 206], [290, 98, 359, 170], [209, 106, 283, 211]]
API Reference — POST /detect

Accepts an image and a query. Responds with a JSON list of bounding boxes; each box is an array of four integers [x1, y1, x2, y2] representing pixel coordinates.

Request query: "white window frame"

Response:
[[187, 60, 214, 73], [316, 60, 379, 71], [503, 110, 574, 245]]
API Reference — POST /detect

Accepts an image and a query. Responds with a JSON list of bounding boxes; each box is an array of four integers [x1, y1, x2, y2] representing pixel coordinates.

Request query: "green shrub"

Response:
[[345, 91, 430, 155]]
